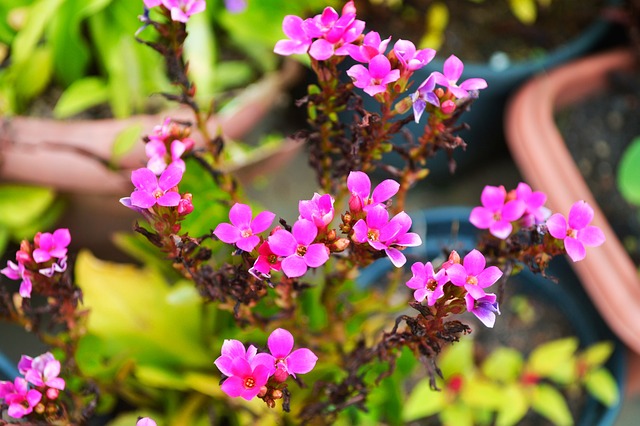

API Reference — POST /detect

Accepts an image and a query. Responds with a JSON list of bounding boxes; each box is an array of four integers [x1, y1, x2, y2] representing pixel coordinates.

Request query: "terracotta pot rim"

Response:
[[504, 48, 640, 354]]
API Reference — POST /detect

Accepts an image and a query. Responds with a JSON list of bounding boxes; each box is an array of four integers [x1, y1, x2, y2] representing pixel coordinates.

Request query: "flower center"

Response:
[[153, 189, 164, 199], [566, 228, 577, 239], [296, 245, 307, 256], [244, 377, 256, 389], [367, 229, 380, 241], [493, 212, 502, 221], [466, 276, 478, 286], [426, 278, 438, 291], [268, 254, 278, 264], [241, 229, 253, 238]]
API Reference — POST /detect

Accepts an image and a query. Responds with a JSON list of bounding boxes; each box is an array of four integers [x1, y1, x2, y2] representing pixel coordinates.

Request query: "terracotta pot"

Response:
[[0, 59, 305, 195], [504, 48, 640, 393]]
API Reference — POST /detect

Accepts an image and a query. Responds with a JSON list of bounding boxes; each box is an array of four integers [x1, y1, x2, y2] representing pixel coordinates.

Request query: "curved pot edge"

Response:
[[504, 48, 640, 356]]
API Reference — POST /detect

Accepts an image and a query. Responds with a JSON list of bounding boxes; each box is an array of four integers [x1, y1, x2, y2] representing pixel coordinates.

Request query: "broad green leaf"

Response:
[[461, 376, 503, 409], [402, 377, 445, 422], [495, 384, 529, 426], [527, 337, 578, 378], [0, 185, 56, 228], [10, 0, 64, 64], [584, 368, 620, 407], [618, 136, 640, 206], [53, 77, 109, 118], [439, 338, 475, 377], [440, 402, 474, 426], [47, 0, 90, 86], [75, 251, 212, 370], [580, 341, 614, 368], [14, 45, 53, 103], [111, 123, 144, 164], [9, 197, 65, 241], [183, 12, 216, 100], [136, 365, 189, 391], [531, 383, 574, 426], [482, 347, 524, 383], [509, 0, 537, 25]]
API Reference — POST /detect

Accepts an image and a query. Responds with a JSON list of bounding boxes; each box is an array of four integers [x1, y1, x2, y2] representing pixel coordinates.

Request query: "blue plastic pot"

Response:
[[357, 207, 627, 426], [0, 348, 18, 381]]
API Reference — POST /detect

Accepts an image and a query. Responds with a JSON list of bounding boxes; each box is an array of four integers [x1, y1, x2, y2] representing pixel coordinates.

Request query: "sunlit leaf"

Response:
[[509, 0, 537, 25], [482, 347, 524, 383], [495, 383, 529, 426], [111, 123, 144, 164], [531, 383, 573, 426], [580, 341, 614, 368], [53, 77, 109, 118], [0, 185, 56, 229], [402, 376, 445, 422], [618, 136, 640, 206], [584, 368, 620, 407], [439, 402, 474, 426], [527, 337, 578, 380]]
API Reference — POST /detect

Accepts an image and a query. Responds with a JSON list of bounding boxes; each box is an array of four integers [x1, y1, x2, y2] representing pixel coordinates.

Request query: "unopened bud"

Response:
[[178, 193, 194, 215], [441, 100, 456, 115], [46, 388, 60, 400], [16, 249, 31, 264], [326, 229, 337, 242], [434, 88, 445, 98], [258, 386, 268, 398], [274, 366, 289, 383], [331, 238, 351, 253], [272, 389, 284, 400], [35, 402, 45, 414]]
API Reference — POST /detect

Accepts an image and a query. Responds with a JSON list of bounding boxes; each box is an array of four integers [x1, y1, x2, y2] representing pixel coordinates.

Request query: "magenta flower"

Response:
[[431, 55, 488, 99], [546, 200, 605, 262], [32, 228, 70, 263], [299, 193, 335, 230], [465, 292, 500, 328], [274, 15, 314, 56], [214, 339, 272, 378], [161, 0, 206, 23], [21, 352, 65, 391], [347, 171, 400, 213], [213, 203, 276, 253], [0, 377, 42, 419], [268, 219, 329, 278], [137, 418, 157, 426], [393, 39, 436, 72], [143, 0, 162, 7], [469, 185, 526, 239], [343, 31, 391, 63], [1, 260, 33, 298], [347, 54, 400, 96], [411, 74, 440, 123], [220, 357, 270, 401], [405, 261, 449, 305], [129, 165, 183, 209], [260, 328, 318, 382], [250, 242, 282, 278], [352, 206, 422, 267], [446, 249, 503, 299], [304, 2, 364, 60], [515, 182, 550, 227], [146, 139, 188, 175]]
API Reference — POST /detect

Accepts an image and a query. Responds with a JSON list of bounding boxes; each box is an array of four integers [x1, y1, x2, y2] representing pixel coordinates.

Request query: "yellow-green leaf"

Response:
[[482, 347, 523, 383], [531, 383, 574, 426], [527, 337, 578, 378], [0, 184, 56, 229], [495, 383, 529, 426], [509, 0, 537, 25], [111, 123, 143, 165], [580, 341, 614, 368], [402, 377, 445, 422], [53, 77, 109, 118], [584, 368, 619, 407]]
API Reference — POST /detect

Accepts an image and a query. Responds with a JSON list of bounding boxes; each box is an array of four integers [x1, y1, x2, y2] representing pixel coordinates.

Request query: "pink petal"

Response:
[[281, 255, 308, 278], [385, 247, 406, 267], [462, 249, 486, 276], [465, 283, 487, 300], [32, 248, 52, 263], [268, 328, 294, 358], [446, 264, 468, 286], [368, 54, 392, 79], [546, 213, 568, 239], [366, 205, 390, 229], [347, 171, 371, 197], [236, 235, 260, 253], [394, 232, 422, 247], [274, 39, 309, 56], [469, 207, 494, 229], [251, 211, 276, 234], [213, 223, 241, 244], [565, 237, 586, 262], [130, 191, 157, 209], [229, 203, 253, 228], [252, 353, 276, 375], [489, 220, 513, 239], [230, 357, 251, 377], [347, 64, 371, 88], [156, 191, 181, 207], [282, 15, 306, 40], [443, 54, 464, 82], [292, 219, 318, 246], [46, 377, 65, 391], [303, 243, 329, 267], [568, 201, 594, 230], [476, 265, 503, 288], [220, 376, 245, 397], [52, 228, 71, 249], [286, 348, 318, 375], [363, 84, 386, 96], [352, 219, 369, 243], [371, 179, 400, 204], [413, 288, 427, 302], [214, 355, 235, 376], [19, 279, 32, 298], [480, 185, 506, 211], [309, 39, 335, 61], [131, 168, 158, 192], [459, 78, 488, 91], [502, 200, 526, 222], [158, 165, 184, 190], [268, 230, 297, 256], [578, 226, 605, 247]]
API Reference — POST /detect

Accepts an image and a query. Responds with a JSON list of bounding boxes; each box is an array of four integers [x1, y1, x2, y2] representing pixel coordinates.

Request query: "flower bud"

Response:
[[271, 389, 284, 400], [178, 193, 194, 216], [274, 366, 289, 383], [441, 100, 456, 115], [46, 388, 60, 400], [331, 238, 351, 253]]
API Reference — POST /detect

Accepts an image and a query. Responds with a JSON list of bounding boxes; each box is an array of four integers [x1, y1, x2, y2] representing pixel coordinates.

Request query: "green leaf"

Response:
[[402, 377, 445, 422], [0, 227, 9, 258], [439, 402, 474, 426], [527, 337, 578, 379], [14, 45, 53, 103], [10, 0, 65, 65], [509, 0, 537, 25], [111, 123, 144, 164], [482, 347, 524, 383], [183, 12, 217, 100], [618, 136, 640, 206], [53, 77, 110, 118], [10, 197, 65, 241], [584, 368, 620, 407], [461, 376, 503, 409], [580, 341, 614, 368], [136, 365, 189, 391], [439, 338, 475, 377], [495, 384, 530, 426], [0, 185, 56, 229], [531, 383, 574, 426]]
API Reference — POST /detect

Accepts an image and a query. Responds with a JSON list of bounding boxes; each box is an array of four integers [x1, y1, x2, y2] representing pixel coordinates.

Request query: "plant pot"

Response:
[[503, 48, 640, 375], [0, 60, 305, 195], [358, 206, 627, 425], [354, 0, 620, 182]]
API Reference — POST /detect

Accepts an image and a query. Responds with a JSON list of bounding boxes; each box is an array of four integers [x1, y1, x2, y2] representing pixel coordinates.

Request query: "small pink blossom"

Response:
[[161, 0, 206, 23], [213, 203, 276, 253], [546, 200, 605, 262], [347, 171, 400, 213], [431, 55, 488, 99], [220, 358, 270, 401], [0, 377, 42, 419], [21, 352, 65, 391], [137, 418, 157, 426], [469, 185, 526, 239], [268, 220, 330, 278], [411, 74, 440, 123], [299, 193, 335, 230], [1, 260, 33, 298], [274, 15, 313, 56], [342, 31, 391, 63], [260, 328, 318, 382], [129, 165, 184, 209], [32, 228, 71, 264], [250, 241, 282, 278], [214, 340, 272, 378], [304, 2, 364, 60], [446, 249, 503, 300], [347, 54, 400, 97], [393, 39, 436, 72], [405, 261, 449, 305], [515, 182, 550, 226], [465, 292, 500, 328], [146, 139, 189, 175]]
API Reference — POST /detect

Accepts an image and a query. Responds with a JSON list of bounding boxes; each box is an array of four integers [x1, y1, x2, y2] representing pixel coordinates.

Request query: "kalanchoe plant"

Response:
[[0, 0, 615, 425]]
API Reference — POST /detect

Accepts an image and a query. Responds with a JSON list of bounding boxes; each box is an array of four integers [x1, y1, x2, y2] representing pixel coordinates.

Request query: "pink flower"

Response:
[[299, 193, 335, 230], [0, 377, 42, 419], [161, 0, 206, 23], [469, 185, 526, 239], [213, 203, 276, 253], [145, 139, 189, 175], [347, 54, 400, 96], [347, 171, 400, 213], [342, 31, 391, 63], [268, 219, 330, 278], [214, 340, 272, 378], [304, 2, 364, 60], [393, 39, 436, 72], [405, 261, 448, 305], [431, 55, 488, 99], [352, 206, 422, 267], [137, 418, 157, 426], [546, 200, 605, 262], [515, 182, 550, 227], [143, 0, 162, 7], [1, 260, 33, 298], [129, 165, 184, 209], [446, 249, 503, 300], [411, 74, 440, 123], [250, 241, 282, 278], [220, 358, 271, 401], [274, 15, 314, 56], [32, 228, 71, 263], [465, 292, 500, 328], [21, 352, 65, 391], [260, 328, 318, 382]]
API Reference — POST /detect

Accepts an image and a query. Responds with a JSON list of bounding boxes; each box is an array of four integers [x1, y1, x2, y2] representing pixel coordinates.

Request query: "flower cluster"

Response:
[[0, 352, 65, 420], [143, 0, 206, 23], [406, 249, 502, 328], [214, 171, 421, 279], [214, 328, 317, 405], [1, 228, 70, 298], [144, 117, 195, 175]]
